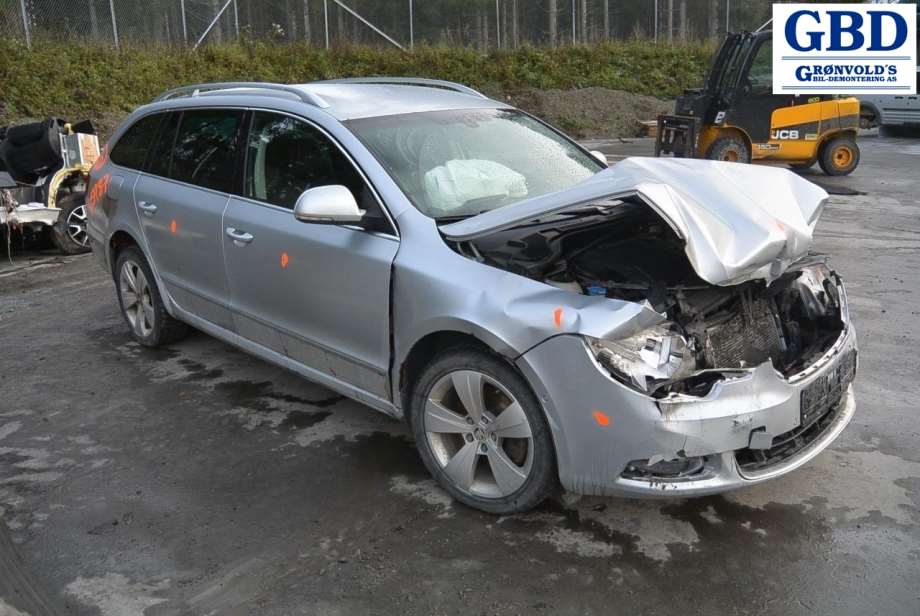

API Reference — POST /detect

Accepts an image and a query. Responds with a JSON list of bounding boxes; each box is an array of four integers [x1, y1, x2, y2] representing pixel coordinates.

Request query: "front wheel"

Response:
[[705, 135, 751, 164], [409, 348, 557, 514], [819, 136, 860, 176], [52, 193, 91, 255]]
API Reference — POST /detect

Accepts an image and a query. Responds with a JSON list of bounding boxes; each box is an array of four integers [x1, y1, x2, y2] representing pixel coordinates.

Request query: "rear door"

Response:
[[134, 109, 245, 331], [222, 111, 398, 400], [104, 112, 165, 245]]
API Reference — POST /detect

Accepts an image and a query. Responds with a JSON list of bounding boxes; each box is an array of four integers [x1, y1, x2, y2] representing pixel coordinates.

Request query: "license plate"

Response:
[[800, 349, 856, 427]]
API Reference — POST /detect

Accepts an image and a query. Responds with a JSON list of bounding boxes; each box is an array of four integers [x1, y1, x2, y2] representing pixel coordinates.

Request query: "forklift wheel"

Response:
[[819, 136, 859, 176], [706, 136, 751, 164]]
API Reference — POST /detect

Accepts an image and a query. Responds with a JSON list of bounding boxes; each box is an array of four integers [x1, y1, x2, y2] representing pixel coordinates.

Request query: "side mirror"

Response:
[[293, 185, 365, 224], [590, 150, 608, 166]]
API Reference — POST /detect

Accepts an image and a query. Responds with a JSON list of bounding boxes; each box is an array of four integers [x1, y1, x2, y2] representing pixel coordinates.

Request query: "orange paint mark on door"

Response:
[[592, 410, 610, 427], [280, 252, 290, 268], [169, 219, 178, 234], [553, 307, 563, 329]]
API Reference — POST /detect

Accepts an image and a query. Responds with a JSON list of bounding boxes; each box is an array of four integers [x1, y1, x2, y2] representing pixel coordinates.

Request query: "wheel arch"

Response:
[[703, 126, 752, 158], [860, 101, 880, 123], [816, 128, 859, 161], [108, 229, 141, 276], [397, 329, 507, 417]]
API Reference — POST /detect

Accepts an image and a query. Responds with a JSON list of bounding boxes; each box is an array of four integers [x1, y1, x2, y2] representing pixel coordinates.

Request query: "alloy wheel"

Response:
[[67, 204, 89, 248], [424, 370, 534, 499], [119, 260, 155, 338]]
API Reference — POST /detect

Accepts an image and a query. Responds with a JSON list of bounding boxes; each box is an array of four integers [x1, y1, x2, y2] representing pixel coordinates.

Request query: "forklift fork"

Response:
[[655, 115, 701, 159]]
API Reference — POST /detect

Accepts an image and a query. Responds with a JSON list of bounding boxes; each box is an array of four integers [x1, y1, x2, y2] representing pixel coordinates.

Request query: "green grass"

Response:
[[0, 39, 712, 125]]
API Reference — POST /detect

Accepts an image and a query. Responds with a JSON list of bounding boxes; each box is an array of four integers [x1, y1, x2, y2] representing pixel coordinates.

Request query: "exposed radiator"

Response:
[[701, 295, 783, 369]]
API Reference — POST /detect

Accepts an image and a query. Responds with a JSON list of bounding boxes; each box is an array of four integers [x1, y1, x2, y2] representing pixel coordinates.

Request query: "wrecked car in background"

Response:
[[0, 118, 99, 255], [87, 79, 856, 514]]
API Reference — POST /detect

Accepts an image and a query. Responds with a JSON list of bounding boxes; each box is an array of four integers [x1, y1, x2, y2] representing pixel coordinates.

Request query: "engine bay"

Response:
[[452, 198, 846, 387]]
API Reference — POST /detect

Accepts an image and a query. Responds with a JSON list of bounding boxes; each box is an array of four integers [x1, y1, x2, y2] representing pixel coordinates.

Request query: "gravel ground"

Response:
[[0, 132, 918, 616]]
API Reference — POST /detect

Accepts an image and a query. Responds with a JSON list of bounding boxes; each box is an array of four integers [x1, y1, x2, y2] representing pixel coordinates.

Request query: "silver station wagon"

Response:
[[87, 79, 857, 514]]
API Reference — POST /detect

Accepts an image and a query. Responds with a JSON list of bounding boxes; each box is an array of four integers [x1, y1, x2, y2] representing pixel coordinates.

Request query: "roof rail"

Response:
[[315, 77, 488, 99], [153, 82, 330, 109]]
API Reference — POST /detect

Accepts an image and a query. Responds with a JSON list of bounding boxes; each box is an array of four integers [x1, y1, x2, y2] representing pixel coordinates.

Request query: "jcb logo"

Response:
[[772, 129, 800, 140]]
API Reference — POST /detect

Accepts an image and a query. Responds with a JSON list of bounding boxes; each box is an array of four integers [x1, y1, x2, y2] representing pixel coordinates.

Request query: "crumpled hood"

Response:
[[439, 157, 829, 286]]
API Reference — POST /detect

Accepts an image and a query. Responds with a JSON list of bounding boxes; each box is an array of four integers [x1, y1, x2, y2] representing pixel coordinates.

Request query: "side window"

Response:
[[169, 109, 244, 192], [245, 112, 391, 233], [148, 112, 180, 178], [747, 40, 772, 95], [109, 114, 163, 170]]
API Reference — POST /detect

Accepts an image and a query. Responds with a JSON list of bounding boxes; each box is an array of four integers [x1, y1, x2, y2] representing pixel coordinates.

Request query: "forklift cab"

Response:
[[657, 30, 861, 175]]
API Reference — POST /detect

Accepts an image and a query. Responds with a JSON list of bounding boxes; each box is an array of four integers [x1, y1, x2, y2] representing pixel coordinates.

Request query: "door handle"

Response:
[[137, 201, 158, 216], [225, 227, 254, 244]]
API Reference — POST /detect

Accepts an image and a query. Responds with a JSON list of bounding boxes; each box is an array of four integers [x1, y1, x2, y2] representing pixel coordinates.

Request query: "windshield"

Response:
[[346, 108, 603, 219]]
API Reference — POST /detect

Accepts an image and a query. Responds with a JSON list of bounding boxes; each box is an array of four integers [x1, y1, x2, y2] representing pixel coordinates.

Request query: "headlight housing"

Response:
[[587, 324, 695, 394]]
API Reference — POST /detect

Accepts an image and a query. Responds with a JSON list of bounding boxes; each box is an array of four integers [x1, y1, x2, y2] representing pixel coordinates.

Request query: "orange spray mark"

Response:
[[280, 252, 290, 268], [553, 307, 563, 329], [169, 219, 178, 234], [592, 411, 610, 427], [86, 173, 111, 213]]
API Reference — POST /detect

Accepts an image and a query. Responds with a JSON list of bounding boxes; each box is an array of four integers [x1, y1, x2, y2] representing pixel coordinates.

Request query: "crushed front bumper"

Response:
[[516, 322, 857, 497]]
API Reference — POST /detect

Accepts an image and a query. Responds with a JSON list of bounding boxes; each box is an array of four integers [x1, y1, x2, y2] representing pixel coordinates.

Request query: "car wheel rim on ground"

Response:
[[119, 260, 155, 338], [424, 370, 534, 499], [66, 204, 89, 247]]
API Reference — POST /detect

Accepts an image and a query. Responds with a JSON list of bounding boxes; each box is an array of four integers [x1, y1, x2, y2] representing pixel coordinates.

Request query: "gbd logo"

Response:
[[773, 3, 917, 95], [784, 8, 909, 52]]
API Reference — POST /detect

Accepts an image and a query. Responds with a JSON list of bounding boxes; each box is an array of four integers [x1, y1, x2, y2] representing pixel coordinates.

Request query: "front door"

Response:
[[134, 109, 245, 331], [222, 111, 398, 400]]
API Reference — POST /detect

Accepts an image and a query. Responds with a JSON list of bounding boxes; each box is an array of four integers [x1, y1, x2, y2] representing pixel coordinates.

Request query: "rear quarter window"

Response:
[[109, 114, 164, 170]]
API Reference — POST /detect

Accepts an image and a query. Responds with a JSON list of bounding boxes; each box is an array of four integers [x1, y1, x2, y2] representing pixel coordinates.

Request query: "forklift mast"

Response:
[[657, 31, 764, 158]]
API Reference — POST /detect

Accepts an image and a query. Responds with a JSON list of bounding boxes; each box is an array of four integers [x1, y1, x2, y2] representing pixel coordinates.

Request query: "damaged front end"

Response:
[[442, 158, 857, 495], [453, 193, 848, 399]]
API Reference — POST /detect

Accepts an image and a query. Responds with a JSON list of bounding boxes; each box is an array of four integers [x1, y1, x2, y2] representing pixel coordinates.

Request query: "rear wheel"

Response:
[[409, 347, 557, 514], [819, 136, 860, 176], [706, 135, 751, 164], [52, 193, 91, 255], [114, 246, 188, 347]]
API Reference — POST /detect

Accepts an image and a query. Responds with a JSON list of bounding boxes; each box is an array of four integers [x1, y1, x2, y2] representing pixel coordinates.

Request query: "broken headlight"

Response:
[[587, 324, 696, 394]]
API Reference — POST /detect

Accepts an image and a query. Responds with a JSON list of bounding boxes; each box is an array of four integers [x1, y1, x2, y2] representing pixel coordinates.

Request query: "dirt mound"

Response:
[[503, 87, 672, 139]]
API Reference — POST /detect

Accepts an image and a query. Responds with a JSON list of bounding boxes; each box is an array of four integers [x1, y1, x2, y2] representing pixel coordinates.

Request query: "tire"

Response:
[[818, 135, 860, 176], [859, 106, 877, 129], [114, 246, 188, 347], [52, 193, 91, 255], [705, 135, 751, 164], [409, 347, 557, 514]]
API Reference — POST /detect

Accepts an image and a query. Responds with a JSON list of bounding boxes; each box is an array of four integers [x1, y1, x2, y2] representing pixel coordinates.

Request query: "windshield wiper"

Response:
[[435, 210, 493, 223]]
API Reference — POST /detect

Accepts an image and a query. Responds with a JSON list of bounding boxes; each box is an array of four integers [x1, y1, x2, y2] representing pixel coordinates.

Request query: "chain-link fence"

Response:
[[2, 0, 775, 49]]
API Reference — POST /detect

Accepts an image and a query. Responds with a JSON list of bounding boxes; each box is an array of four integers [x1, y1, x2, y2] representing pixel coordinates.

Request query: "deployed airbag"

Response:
[[424, 159, 527, 212]]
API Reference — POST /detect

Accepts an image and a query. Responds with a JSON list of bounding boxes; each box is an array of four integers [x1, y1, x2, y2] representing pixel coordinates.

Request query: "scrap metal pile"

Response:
[[0, 118, 99, 255]]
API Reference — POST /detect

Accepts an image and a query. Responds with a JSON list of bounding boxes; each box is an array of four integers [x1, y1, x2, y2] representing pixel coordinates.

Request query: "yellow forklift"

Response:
[[656, 29, 861, 175]]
